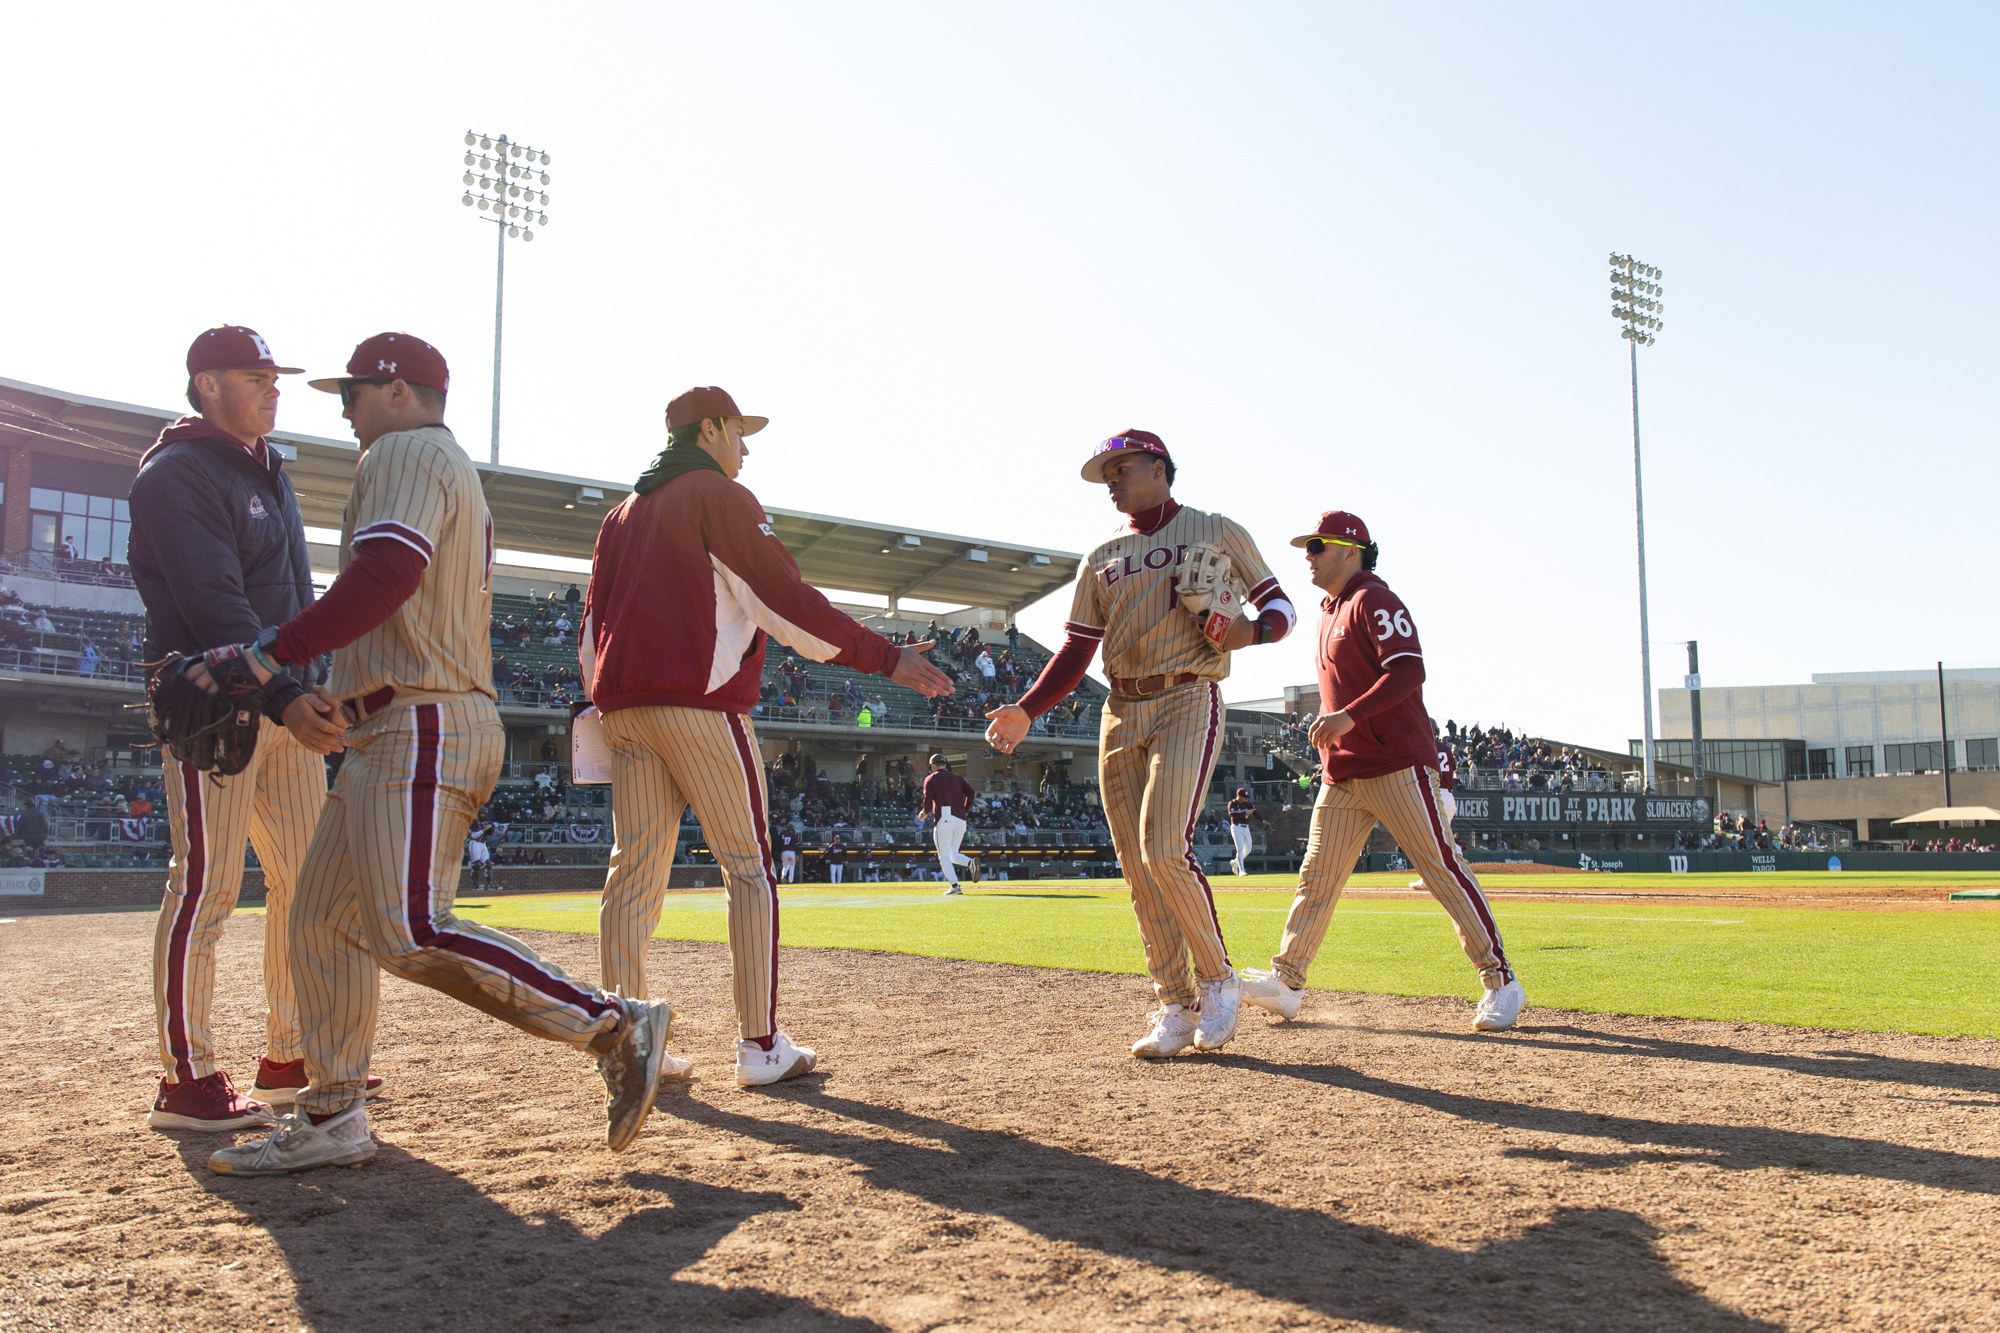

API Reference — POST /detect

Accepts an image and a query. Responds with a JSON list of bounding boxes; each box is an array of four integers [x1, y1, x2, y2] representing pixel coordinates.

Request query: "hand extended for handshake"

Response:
[[185, 643, 346, 755]]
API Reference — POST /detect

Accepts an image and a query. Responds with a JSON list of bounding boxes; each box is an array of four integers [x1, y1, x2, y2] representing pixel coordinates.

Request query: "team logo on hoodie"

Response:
[[247, 495, 267, 520]]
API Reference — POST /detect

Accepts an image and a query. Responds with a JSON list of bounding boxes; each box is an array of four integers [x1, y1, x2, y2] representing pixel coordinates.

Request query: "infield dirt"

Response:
[[3, 910, 1995, 1331]]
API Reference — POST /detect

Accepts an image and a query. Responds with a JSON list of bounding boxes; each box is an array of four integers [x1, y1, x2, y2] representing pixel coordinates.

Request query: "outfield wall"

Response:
[[1447, 849, 2000, 874]]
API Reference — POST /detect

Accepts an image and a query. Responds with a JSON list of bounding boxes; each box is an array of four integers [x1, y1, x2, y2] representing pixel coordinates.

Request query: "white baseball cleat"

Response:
[[1130, 1004, 1198, 1059], [941, 884, 963, 896], [1192, 970, 1244, 1051], [207, 1101, 375, 1176], [1238, 968, 1303, 1021], [659, 1051, 696, 1083], [737, 1031, 818, 1087], [1473, 978, 1526, 1031]]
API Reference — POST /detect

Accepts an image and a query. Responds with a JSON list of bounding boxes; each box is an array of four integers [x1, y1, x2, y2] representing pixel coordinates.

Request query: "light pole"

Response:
[[1611, 253, 1664, 791], [461, 131, 553, 466]]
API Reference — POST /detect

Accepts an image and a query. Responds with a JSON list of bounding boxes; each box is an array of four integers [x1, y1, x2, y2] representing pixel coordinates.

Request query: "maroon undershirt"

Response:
[[272, 539, 425, 665]]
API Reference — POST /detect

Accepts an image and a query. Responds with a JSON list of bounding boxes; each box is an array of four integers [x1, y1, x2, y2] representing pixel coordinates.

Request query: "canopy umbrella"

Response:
[[1891, 806, 2000, 824]]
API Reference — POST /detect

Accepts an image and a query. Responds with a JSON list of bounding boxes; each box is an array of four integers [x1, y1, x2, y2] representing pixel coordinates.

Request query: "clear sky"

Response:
[[5, 3, 1994, 748]]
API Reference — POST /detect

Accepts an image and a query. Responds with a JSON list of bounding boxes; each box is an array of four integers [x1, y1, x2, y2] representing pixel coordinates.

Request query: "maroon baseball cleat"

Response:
[[251, 1055, 386, 1107], [147, 1071, 272, 1131]]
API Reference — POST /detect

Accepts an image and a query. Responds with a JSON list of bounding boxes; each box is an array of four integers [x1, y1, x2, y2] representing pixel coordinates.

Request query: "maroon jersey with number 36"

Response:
[[1314, 571, 1437, 783]]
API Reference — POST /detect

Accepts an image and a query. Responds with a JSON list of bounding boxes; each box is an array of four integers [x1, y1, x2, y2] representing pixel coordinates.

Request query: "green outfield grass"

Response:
[[1206, 870, 2000, 892], [452, 878, 2000, 1039]]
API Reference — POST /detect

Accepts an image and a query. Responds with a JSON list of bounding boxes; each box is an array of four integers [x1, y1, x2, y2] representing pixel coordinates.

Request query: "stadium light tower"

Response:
[[1611, 253, 1664, 791], [461, 131, 552, 465]]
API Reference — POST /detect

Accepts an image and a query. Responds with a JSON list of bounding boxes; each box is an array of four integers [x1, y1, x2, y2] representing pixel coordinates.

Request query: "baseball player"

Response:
[[919, 753, 980, 895], [1431, 720, 1458, 825], [777, 825, 800, 883], [825, 834, 848, 884], [986, 430, 1297, 1057], [200, 333, 679, 1176], [132, 326, 353, 1132], [1237, 511, 1525, 1031], [466, 821, 495, 889], [584, 386, 953, 1089], [1226, 788, 1264, 877]]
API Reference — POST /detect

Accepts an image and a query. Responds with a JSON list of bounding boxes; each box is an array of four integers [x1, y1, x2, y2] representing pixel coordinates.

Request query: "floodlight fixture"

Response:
[[461, 130, 553, 465], [1610, 252, 1665, 790]]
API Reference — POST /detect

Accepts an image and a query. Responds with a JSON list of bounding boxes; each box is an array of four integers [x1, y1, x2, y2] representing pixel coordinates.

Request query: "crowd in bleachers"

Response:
[[0, 550, 135, 589], [487, 588, 588, 707]]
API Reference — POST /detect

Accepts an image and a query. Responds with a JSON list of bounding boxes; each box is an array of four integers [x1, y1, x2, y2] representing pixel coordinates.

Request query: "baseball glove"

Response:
[[146, 647, 266, 776], [1177, 542, 1246, 646]]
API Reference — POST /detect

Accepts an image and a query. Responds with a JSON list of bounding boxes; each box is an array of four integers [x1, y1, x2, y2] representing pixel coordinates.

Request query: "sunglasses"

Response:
[[1093, 435, 1163, 459], [1304, 537, 1361, 556], [338, 377, 395, 408]]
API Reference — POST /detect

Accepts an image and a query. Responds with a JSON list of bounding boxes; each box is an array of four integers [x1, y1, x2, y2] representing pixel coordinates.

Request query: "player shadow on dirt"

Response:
[[1317, 1020, 2000, 1095], [686, 1090, 1781, 1332], [1224, 1056, 2000, 1196], [176, 1138, 886, 1331]]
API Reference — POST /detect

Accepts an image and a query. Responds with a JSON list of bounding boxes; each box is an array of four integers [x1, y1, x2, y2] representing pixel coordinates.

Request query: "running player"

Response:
[[466, 821, 495, 889], [200, 333, 678, 1175], [919, 753, 979, 895], [1226, 788, 1263, 877], [585, 386, 952, 1088], [132, 326, 350, 1131], [1237, 511, 1524, 1031], [986, 430, 1296, 1057]]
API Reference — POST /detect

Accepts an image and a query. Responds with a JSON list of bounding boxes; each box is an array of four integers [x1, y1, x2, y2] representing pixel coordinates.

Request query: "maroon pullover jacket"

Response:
[[584, 468, 901, 715]]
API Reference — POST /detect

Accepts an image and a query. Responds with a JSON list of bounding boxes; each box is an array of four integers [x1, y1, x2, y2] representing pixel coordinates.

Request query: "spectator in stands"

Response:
[[32, 610, 54, 636], [0, 837, 24, 868], [59, 536, 78, 565], [16, 800, 47, 854], [565, 583, 581, 608], [1006, 623, 1019, 650]]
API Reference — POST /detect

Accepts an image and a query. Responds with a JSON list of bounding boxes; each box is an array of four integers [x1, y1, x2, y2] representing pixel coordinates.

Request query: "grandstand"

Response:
[[0, 375, 1298, 881]]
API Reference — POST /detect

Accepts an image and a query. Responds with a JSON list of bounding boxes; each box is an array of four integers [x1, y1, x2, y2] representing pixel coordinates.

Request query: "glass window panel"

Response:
[[1845, 746, 1875, 778], [112, 521, 130, 565], [85, 517, 111, 561], [87, 495, 112, 518], [29, 513, 56, 552], [1967, 738, 1999, 771], [29, 488, 60, 511], [63, 492, 88, 515], [114, 499, 130, 521]]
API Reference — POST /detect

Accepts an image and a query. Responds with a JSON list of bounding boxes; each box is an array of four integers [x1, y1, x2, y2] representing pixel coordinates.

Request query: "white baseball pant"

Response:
[[934, 812, 973, 885], [780, 850, 797, 882], [1230, 823, 1253, 874]]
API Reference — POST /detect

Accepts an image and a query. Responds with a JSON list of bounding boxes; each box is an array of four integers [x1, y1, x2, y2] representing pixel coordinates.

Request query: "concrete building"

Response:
[[1656, 668, 2000, 844]]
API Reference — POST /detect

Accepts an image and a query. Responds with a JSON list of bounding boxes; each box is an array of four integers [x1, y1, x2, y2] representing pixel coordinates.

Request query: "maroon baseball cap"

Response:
[[1081, 429, 1171, 483], [186, 326, 302, 377], [1236, 787, 1251, 797], [666, 386, 767, 435], [1290, 510, 1371, 549], [308, 333, 450, 395]]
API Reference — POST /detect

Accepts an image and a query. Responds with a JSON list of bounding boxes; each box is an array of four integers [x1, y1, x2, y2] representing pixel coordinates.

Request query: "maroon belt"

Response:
[[341, 686, 396, 724], [1110, 672, 1201, 698]]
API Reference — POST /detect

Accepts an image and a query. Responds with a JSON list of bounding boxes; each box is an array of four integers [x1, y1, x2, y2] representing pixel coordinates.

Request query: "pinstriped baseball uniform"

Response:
[[586, 453, 907, 1047], [596, 706, 780, 1039], [291, 425, 620, 1118], [1268, 569, 1514, 993], [152, 720, 326, 1082], [1070, 504, 1280, 1009], [1274, 766, 1511, 990]]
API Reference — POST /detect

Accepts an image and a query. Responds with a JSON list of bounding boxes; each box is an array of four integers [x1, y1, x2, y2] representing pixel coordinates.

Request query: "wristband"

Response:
[[1254, 620, 1272, 646], [247, 641, 282, 679]]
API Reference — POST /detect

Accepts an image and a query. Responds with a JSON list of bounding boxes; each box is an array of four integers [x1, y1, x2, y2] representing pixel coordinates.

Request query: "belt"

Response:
[[1110, 672, 1202, 698], [340, 685, 396, 725]]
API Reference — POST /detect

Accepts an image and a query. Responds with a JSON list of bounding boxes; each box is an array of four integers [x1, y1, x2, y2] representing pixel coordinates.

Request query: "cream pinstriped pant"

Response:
[[290, 694, 621, 1116], [597, 706, 780, 1041], [1100, 681, 1231, 1009], [1272, 765, 1514, 992], [152, 717, 327, 1082]]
